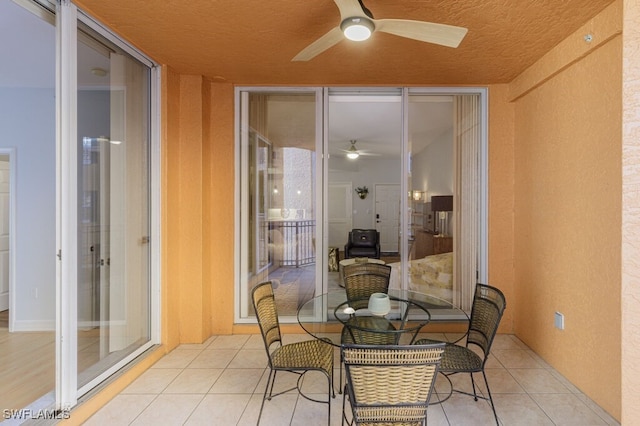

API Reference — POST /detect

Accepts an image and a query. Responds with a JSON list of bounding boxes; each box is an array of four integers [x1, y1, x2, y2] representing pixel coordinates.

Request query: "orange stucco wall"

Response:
[[508, 2, 622, 419], [487, 84, 515, 335], [162, 72, 236, 345]]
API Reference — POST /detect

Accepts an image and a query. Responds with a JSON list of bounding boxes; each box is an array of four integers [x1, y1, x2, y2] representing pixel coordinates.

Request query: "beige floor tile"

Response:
[[237, 393, 265, 425], [299, 370, 333, 395], [209, 368, 264, 394], [492, 334, 525, 350], [227, 349, 268, 369], [509, 368, 573, 394], [83, 394, 156, 425], [575, 394, 621, 426], [493, 393, 554, 425], [240, 393, 297, 426], [507, 335, 531, 350], [122, 368, 182, 394], [84, 332, 621, 426], [243, 334, 267, 349], [484, 368, 526, 394], [207, 334, 250, 349], [492, 348, 545, 368], [151, 348, 202, 369], [177, 335, 217, 350], [130, 394, 204, 426], [163, 368, 224, 394], [531, 393, 607, 425], [432, 371, 477, 398], [425, 402, 450, 426], [548, 368, 583, 394], [290, 392, 331, 425], [485, 352, 506, 369], [184, 394, 251, 425], [255, 368, 302, 396], [189, 349, 238, 369], [440, 392, 497, 425]]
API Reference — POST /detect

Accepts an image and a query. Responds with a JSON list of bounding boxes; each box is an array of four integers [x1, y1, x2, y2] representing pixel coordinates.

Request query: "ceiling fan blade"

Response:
[[333, 0, 365, 20], [374, 19, 468, 48], [292, 27, 344, 61]]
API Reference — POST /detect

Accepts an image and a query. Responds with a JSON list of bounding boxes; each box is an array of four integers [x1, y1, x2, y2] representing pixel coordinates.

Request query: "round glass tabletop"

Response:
[[297, 289, 468, 346]]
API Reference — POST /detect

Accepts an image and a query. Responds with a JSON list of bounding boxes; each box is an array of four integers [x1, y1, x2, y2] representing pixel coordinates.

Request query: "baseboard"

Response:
[[11, 319, 55, 332]]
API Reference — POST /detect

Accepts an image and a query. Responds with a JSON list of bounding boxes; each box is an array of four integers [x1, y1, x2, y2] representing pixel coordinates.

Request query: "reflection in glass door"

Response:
[[238, 90, 321, 320], [0, 0, 56, 412], [76, 23, 152, 389]]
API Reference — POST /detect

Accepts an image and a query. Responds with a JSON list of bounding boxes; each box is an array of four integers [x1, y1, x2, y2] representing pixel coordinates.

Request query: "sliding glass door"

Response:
[[0, 0, 57, 412], [236, 87, 487, 320], [75, 20, 153, 391], [237, 89, 323, 321]]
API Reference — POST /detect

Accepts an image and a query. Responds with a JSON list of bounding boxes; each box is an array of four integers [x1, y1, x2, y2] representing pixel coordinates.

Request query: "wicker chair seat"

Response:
[[271, 339, 333, 374], [414, 339, 483, 372]]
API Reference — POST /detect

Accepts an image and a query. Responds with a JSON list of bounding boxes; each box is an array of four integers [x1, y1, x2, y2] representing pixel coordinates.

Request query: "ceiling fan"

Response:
[[292, 0, 468, 61], [341, 140, 379, 159]]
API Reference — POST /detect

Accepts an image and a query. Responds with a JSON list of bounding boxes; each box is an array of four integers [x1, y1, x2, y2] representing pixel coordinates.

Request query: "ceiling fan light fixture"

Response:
[[346, 141, 360, 159], [341, 17, 374, 41], [347, 150, 360, 159]]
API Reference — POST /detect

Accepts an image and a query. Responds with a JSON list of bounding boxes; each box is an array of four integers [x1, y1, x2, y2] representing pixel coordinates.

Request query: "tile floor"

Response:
[[84, 333, 620, 426]]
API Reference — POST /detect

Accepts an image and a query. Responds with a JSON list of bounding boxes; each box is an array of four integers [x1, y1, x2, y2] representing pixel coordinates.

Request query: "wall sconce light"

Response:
[[412, 190, 424, 202]]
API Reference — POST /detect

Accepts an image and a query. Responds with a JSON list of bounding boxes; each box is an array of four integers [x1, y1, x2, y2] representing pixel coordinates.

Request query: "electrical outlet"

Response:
[[554, 311, 564, 330]]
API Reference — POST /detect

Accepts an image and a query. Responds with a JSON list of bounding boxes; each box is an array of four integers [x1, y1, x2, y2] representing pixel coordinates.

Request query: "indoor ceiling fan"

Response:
[[341, 140, 379, 159], [292, 0, 468, 61]]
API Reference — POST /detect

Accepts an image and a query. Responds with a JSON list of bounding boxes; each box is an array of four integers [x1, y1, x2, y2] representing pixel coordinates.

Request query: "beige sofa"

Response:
[[388, 252, 453, 301]]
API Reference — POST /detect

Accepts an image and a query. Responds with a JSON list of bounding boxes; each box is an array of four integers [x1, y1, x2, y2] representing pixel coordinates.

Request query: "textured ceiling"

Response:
[[73, 0, 615, 85]]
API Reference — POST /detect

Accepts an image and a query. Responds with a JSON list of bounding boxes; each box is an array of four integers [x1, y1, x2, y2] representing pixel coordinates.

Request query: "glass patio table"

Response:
[[297, 288, 468, 347]]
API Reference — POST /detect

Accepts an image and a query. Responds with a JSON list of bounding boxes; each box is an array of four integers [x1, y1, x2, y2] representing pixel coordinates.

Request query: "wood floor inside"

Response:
[[0, 309, 101, 411]]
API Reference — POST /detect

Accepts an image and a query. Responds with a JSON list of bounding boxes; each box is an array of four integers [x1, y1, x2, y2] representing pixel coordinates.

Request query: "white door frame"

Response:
[[373, 183, 401, 253], [0, 148, 17, 330]]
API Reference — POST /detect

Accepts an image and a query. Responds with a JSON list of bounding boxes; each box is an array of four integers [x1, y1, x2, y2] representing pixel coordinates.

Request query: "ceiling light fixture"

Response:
[[346, 140, 360, 159], [91, 67, 108, 77], [340, 17, 374, 41]]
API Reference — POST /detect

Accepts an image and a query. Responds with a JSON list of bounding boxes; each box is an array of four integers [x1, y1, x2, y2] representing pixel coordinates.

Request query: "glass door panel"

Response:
[[76, 23, 151, 389], [0, 0, 56, 412], [239, 91, 320, 320], [407, 92, 483, 311]]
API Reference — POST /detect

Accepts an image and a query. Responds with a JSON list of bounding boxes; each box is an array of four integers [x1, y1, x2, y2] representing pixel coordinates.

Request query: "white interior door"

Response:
[[374, 184, 400, 253], [328, 182, 352, 249], [0, 158, 9, 311]]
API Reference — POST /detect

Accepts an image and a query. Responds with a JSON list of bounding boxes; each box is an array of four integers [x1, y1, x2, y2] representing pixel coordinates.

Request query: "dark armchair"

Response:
[[344, 229, 380, 259]]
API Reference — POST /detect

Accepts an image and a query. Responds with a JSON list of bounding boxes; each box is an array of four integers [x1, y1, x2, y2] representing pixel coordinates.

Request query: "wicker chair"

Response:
[[414, 283, 506, 425], [252, 281, 335, 425], [339, 263, 394, 389], [341, 343, 445, 426], [342, 263, 392, 310]]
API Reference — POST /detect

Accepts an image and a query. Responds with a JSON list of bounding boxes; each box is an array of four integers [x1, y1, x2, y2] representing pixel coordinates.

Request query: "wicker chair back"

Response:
[[343, 263, 392, 310], [341, 343, 444, 425]]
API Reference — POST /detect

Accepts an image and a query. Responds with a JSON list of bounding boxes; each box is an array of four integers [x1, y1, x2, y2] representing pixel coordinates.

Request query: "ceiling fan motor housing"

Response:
[[340, 16, 375, 41]]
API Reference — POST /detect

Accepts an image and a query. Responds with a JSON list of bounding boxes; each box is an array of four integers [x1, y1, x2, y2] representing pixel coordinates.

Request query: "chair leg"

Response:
[[341, 388, 347, 426], [327, 371, 332, 426], [257, 368, 275, 426], [482, 370, 499, 425], [470, 372, 479, 401]]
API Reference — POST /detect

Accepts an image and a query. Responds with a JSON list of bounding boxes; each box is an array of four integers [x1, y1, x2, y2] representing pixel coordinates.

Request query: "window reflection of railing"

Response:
[[267, 220, 316, 267]]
